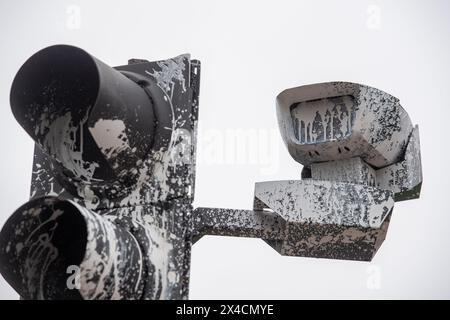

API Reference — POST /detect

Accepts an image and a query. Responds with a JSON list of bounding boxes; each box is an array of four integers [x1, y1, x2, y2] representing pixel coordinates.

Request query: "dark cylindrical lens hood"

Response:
[[10, 45, 156, 182], [0, 196, 145, 300]]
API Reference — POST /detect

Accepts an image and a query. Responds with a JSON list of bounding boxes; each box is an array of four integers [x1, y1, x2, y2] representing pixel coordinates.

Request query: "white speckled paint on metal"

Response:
[[0, 49, 422, 300], [195, 82, 422, 264]]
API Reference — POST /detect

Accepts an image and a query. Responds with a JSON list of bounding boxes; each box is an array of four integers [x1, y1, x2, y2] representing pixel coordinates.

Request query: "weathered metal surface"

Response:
[[193, 82, 422, 263], [264, 213, 392, 261], [311, 157, 376, 186], [195, 183, 392, 261], [193, 208, 284, 241], [376, 125, 422, 201], [254, 180, 393, 261], [0, 48, 422, 300], [192, 177, 396, 262], [254, 180, 393, 228], [193, 178, 394, 261], [0, 45, 200, 300], [276, 82, 413, 168]]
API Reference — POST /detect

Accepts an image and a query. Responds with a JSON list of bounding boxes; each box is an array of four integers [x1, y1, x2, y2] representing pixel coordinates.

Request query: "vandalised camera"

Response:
[[0, 45, 422, 300], [196, 82, 422, 261]]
